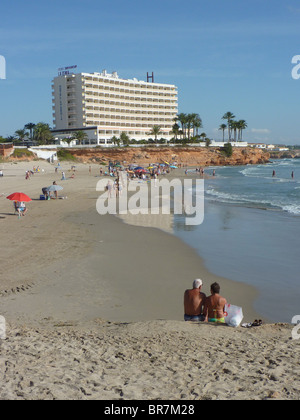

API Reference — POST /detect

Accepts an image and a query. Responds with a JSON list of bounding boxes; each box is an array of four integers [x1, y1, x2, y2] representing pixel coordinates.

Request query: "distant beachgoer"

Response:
[[203, 282, 227, 324], [107, 181, 112, 198], [16, 201, 28, 216], [272, 170, 276, 177], [213, 170, 216, 177], [52, 181, 58, 199], [184, 279, 206, 322], [0, 170, 3, 177], [118, 179, 123, 196], [61, 171, 66, 181], [42, 187, 49, 199], [292, 171, 294, 179]]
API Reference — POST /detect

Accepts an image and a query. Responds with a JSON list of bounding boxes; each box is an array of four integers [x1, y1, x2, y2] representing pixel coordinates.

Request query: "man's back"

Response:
[[184, 289, 206, 316]]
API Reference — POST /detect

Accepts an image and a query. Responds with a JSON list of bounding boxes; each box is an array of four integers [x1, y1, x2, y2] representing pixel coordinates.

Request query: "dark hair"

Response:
[[211, 282, 220, 294]]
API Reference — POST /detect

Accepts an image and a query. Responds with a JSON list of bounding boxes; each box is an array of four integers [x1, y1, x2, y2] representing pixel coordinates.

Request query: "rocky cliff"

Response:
[[68, 146, 270, 167], [269, 151, 300, 159]]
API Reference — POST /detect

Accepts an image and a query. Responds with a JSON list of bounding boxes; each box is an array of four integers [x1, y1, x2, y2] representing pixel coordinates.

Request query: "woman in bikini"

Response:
[[203, 282, 227, 324]]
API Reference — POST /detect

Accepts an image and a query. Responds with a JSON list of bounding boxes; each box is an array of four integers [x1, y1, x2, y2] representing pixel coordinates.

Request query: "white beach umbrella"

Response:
[[47, 185, 63, 192]]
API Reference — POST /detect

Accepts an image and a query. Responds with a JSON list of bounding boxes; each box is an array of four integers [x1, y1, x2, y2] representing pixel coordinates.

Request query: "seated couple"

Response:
[[184, 279, 227, 323]]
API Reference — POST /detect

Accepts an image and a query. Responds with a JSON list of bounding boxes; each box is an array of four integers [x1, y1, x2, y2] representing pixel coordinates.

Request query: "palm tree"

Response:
[[200, 132, 207, 142], [230, 120, 239, 142], [33, 123, 53, 145], [25, 123, 36, 140], [185, 114, 195, 142], [148, 125, 162, 144], [120, 132, 130, 146], [172, 123, 180, 141], [177, 113, 188, 139], [219, 124, 227, 142], [192, 114, 203, 137], [222, 112, 235, 142], [15, 129, 28, 142], [62, 137, 73, 147], [72, 130, 88, 145], [111, 135, 120, 147], [237, 120, 248, 141]]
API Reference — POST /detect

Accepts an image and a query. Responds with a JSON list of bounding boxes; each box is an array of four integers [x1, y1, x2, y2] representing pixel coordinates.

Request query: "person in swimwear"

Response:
[[203, 282, 227, 323], [184, 279, 206, 322]]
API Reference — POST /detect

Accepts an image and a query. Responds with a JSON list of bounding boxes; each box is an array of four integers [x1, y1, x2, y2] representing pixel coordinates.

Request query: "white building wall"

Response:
[[52, 70, 178, 145]]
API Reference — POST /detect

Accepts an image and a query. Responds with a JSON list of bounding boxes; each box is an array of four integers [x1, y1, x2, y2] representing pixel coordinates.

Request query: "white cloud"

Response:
[[251, 128, 271, 134]]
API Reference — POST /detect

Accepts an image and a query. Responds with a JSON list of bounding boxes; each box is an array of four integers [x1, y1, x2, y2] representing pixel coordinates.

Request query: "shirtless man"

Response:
[[184, 279, 206, 322], [204, 282, 227, 324]]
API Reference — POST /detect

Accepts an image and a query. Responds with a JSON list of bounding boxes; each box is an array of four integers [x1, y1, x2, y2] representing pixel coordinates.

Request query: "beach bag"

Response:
[[224, 304, 243, 327]]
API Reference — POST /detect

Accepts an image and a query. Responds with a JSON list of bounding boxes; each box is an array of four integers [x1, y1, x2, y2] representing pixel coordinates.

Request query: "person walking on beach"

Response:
[[106, 180, 112, 198], [203, 282, 227, 324], [184, 279, 206, 322]]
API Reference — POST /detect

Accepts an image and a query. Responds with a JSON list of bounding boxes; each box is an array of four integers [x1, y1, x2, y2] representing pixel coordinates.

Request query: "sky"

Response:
[[0, 0, 300, 144]]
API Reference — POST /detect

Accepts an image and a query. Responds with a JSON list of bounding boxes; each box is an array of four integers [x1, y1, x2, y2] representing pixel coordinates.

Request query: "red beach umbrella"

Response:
[[6, 192, 32, 202], [135, 169, 148, 173]]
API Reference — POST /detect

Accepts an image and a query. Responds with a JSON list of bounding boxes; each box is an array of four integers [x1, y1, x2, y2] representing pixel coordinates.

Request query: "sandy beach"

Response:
[[0, 160, 299, 400]]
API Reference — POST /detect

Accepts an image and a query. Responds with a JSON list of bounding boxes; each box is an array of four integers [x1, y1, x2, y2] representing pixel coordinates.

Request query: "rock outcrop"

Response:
[[69, 146, 270, 167]]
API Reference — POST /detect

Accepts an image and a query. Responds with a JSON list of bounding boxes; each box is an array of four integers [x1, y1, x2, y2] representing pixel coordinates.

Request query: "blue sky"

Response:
[[1, 0, 300, 144]]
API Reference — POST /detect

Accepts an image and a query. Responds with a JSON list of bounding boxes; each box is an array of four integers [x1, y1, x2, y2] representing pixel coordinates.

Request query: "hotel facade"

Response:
[[51, 70, 178, 145]]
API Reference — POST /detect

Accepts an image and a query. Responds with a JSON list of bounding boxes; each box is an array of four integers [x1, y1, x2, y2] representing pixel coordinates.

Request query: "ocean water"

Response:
[[174, 159, 300, 323]]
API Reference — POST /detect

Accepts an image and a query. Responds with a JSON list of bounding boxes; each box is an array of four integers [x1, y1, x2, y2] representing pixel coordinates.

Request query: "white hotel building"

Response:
[[51, 70, 178, 145]]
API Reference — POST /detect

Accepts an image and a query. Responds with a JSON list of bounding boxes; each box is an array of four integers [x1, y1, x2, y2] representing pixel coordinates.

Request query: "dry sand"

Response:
[[0, 160, 299, 400]]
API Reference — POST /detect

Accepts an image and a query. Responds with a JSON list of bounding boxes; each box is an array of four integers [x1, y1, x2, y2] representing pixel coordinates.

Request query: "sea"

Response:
[[174, 159, 300, 323]]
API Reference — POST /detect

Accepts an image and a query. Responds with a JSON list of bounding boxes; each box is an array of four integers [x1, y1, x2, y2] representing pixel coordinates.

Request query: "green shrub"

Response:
[[12, 148, 35, 158], [221, 143, 233, 157], [57, 149, 77, 161]]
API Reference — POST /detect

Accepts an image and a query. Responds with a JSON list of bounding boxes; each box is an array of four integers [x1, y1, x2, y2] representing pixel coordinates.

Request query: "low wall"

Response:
[[0, 143, 14, 157]]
